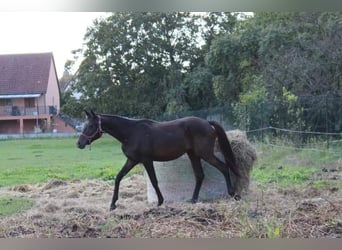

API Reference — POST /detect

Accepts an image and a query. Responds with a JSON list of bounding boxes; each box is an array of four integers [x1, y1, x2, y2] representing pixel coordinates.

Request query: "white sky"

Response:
[[0, 12, 108, 78]]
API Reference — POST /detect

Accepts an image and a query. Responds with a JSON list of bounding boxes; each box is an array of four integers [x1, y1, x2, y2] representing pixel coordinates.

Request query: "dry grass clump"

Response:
[[283, 195, 342, 237], [225, 130, 258, 195], [0, 173, 341, 238], [0, 175, 147, 238]]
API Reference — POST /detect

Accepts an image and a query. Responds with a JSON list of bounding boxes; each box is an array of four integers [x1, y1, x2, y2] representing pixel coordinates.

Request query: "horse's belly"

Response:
[[151, 145, 186, 162], [148, 129, 189, 161]]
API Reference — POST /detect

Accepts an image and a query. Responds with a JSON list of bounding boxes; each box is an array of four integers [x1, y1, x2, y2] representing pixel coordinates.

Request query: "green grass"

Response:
[[0, 197, 35, 216], [0, 135, 129, 187], [2, 136, 339, 189], [252, 144, 341, 188]]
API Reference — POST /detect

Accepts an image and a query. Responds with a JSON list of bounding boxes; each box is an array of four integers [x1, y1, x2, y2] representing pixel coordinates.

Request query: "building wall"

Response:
[[12, 99, 25, 107], [23, 120, 37, 133], [44, 58, 60, 113], [0, 119, 42, 133], [0, 120, 19, 133], [0, 116, 76, 134], [52, 116, 76, 133]]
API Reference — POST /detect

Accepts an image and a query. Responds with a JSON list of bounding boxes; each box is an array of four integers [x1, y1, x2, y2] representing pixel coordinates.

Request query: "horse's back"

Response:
[[136, 116, 214, 140], [181, 116, 215, 136]]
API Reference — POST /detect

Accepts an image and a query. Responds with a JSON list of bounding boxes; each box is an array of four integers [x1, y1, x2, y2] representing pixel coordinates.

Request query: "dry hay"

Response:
[[212, 130, 257, 195], [0, 170, 341, 238], [0, 175, 148, 238]]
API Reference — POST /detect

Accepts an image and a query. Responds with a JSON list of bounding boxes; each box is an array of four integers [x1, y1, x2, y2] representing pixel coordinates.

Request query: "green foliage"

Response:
[[266, 224, 281, 238], [60, 89, 84, 118], [63, 12, 239, 118], [239, 79, 267, 105], [68, 13, 199, 117], [184, 66, 216, 110], [205, 34, 243, 104], [233, 75, 267, 129], [60, 12, 342, 136], [254, 12, 342, 97], [277, 87, 305, 129]]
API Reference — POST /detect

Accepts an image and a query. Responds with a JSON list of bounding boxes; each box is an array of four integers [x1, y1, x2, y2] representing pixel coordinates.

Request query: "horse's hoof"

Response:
[[190, 198, 198, 204], [228, 191, 235, 197], [157, 199, 163, 206], [110, 204, 117, 211], [234, 194, 241, 201]]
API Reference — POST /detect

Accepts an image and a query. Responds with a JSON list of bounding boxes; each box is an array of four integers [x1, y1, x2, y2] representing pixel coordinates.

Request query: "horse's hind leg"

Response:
[[143, 160, 164, 206], [187, 151, 204, 203], [202, 155, 235, 197], [110, 158, 138, 211]]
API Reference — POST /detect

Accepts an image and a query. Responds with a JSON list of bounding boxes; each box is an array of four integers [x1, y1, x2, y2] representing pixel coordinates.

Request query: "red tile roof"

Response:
[[0, 52, 54, 95]]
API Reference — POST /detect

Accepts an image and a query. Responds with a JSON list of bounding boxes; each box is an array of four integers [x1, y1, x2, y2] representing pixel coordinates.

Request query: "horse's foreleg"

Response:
[[187, 151, 204, 203], [110, 158, 138, 211], [143, 161, 164, 206]]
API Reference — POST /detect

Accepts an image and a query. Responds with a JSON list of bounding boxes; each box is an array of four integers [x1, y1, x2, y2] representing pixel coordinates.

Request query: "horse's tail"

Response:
[[209, 120, 240, 177]]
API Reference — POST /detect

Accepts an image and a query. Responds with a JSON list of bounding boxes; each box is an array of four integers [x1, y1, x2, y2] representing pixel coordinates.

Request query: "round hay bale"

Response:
[[146, 129, 257, 203], [216, 130, 257, 196]]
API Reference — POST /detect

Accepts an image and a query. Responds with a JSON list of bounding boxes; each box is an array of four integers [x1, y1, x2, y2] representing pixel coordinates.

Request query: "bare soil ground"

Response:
[[0, 171, 341, 238]]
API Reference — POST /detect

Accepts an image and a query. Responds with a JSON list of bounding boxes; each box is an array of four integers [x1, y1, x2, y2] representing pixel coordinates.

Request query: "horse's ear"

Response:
[[84, 110, 91, 118]]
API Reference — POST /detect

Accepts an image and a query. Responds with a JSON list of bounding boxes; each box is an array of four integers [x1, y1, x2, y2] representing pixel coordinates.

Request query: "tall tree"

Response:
[[69, 12, 206, 117], [256, 12, 342, 96]]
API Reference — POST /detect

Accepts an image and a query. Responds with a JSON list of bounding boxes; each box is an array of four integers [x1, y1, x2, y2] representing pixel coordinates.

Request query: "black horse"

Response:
[[77, 111, 240, 211]]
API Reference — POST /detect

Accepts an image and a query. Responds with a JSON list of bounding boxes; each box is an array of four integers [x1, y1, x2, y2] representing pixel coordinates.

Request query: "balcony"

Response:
[[0, 105, 57, 118]]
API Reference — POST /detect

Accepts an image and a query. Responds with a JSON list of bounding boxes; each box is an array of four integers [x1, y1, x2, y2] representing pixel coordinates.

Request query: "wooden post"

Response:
[[19, 118, 24, 134]]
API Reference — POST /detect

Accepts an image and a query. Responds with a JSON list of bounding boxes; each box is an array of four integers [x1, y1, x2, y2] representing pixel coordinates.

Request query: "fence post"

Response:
[[245, 104, 248, 132], [261, 101, 264, 143], [325, 95, 329, 149]]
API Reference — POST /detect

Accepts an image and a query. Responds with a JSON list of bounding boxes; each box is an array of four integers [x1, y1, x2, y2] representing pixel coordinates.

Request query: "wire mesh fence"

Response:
[[159, 94, 342, 155]]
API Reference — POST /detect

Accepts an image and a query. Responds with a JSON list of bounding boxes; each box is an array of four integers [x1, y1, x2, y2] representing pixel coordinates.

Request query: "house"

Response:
[[0, 52, 75, 134]]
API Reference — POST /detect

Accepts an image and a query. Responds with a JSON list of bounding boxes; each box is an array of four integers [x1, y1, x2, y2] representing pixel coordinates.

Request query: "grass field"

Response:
[[1, 135, 340, 190], [0, 135, 136, 187], [252, 143, 341, 189]]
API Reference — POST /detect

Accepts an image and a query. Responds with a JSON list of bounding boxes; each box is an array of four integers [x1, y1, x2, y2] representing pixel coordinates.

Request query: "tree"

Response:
[[256, 12, 342, 96], [62, 12, 241, 118], [184, 66, 216, 110], [62, 11, 342, 134], [205, 14, 252, 105], [68, 13, 205, 117]]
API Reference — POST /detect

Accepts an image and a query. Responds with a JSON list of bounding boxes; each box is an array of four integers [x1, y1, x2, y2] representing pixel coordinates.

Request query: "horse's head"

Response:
[[77, 110, 103, 149]]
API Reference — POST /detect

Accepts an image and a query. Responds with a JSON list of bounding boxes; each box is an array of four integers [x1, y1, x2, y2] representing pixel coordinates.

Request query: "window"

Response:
[[25, 98, 35, 107], [0, 99, 12, 106]]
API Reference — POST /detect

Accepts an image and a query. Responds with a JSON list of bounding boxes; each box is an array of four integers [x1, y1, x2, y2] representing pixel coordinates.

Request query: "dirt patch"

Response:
[[0, 173, 341, 238]]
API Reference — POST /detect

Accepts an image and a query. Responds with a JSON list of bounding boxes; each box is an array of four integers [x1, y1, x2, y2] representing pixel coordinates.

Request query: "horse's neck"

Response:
[[101, 115, 134, 143]]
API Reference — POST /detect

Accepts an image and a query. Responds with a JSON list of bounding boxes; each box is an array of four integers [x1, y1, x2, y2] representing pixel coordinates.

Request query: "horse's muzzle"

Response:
[[77, 141, 86, 149]]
